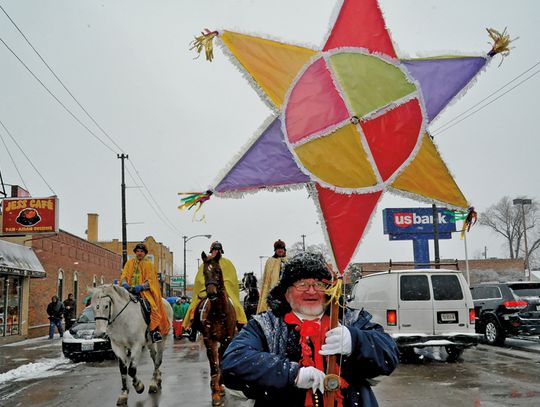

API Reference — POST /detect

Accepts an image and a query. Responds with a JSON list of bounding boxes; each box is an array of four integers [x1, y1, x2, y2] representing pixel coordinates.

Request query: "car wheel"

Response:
[[444, 346, 464, 362], [484, 318, 505, 346]]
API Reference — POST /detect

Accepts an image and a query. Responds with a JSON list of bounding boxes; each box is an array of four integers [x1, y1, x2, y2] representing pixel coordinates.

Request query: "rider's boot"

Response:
[[188, 324, 197, 342], [188, 307, 200, 342], [151, 329, 163, 343]]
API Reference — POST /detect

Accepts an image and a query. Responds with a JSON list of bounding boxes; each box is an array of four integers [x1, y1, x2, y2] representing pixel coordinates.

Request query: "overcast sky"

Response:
[[0, 0, 538, 283]]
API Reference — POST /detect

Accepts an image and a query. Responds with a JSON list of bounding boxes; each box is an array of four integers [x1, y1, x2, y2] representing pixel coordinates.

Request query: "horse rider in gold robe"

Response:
[[183, 241, 247, 341], [257, 239, 288, 313], [120, 243, 170, 343]]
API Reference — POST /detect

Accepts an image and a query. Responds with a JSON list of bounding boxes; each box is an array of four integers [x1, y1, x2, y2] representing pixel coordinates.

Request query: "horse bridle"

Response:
[[94, 294, 131, 326], [204, 264, 222, 301]]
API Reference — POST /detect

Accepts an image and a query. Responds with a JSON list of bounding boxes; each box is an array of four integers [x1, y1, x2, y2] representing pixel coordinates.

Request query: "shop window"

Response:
[[57, 270, 64, 300], [4, 276, 22, 336]]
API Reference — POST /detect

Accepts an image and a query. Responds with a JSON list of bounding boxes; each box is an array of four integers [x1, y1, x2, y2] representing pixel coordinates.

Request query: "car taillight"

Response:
[[502, 300, 528, 310], [469, 309, 475, 324], [387, 310, 397, 326]]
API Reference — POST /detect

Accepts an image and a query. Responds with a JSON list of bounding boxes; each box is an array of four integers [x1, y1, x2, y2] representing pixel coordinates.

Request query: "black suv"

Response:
[[470, 282, 540, 345]]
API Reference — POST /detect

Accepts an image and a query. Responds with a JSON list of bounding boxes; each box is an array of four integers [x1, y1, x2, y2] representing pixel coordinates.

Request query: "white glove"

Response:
[[319, 326, 352, 356], [295, 366, 325, 394]]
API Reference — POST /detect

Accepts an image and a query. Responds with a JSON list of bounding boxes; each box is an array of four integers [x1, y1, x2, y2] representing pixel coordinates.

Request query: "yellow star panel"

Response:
[[391, 134, 468, 208], [294, 124, 377, 189], [220, 31, 317, 107]]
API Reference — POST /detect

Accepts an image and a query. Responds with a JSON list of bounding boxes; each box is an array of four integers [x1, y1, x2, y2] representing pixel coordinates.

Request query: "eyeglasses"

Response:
[[292, 281, 328, 292]]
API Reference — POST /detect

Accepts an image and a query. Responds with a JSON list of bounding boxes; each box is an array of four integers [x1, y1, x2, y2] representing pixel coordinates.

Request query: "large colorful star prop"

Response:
[[188, 0, 507, 273]]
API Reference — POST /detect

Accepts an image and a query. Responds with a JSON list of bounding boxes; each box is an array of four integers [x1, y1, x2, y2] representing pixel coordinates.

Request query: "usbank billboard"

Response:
[[383, 207, 456, 238]]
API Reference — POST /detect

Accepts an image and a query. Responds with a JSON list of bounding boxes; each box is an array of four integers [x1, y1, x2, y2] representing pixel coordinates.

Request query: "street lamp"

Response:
[[513, 198, 532, 280], [259, 256, 269, 282], [183, 234, 212, 295]]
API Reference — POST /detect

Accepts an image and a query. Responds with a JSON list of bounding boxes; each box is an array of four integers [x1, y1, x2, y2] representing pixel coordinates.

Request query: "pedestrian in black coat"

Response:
[[63, 293, 76, 330], [46, 295, 64, 339]]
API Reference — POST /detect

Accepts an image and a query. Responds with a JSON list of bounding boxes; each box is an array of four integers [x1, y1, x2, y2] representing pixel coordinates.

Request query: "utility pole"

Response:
[[118, 154, 129, 266], [432, 204, 440, 269], [513, 198, 532, 280], [301, 234, 306, 251]]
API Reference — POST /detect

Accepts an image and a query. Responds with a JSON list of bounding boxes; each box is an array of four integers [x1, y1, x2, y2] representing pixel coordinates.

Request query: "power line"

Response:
[[0, 7, 179, 236], [0, 4, 126, 154], [431, 60, 540, 136], [0, 123, 28, 191], [432, 68, 540, 136], [125, 166, 181, 236], [0, 36, 118, 154], [127, 160, 181, 234], [0, 118, 56, 195], [0, 5, 180, 233], [431, 60, 540, 134]]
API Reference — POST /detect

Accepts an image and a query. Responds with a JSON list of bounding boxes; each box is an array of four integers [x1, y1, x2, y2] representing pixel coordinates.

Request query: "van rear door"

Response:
[[431, 274, 469, 334], [398, 274, 434, 334]]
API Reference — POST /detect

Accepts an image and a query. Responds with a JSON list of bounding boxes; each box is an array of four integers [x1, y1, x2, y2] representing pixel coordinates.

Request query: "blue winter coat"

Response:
[[221, 309, 399, 407]]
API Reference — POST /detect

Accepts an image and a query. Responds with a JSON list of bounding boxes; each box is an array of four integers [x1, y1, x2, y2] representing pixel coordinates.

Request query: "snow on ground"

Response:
[[0, 336, 51, 347], [0, 357, 75, 386]]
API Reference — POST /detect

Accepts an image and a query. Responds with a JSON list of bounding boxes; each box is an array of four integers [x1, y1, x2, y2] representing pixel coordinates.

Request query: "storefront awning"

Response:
[[0, 239, 46, 278]]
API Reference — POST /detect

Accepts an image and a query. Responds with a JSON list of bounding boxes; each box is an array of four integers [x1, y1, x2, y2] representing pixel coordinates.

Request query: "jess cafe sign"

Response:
[[2, 197, 59, 235]]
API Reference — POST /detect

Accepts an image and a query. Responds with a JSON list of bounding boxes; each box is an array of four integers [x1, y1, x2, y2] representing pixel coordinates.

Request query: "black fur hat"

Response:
[[210, 241, 224, 254], [267, 252, 332, 317], [273, 239, 286, 251], [133, 243, 148, 255]]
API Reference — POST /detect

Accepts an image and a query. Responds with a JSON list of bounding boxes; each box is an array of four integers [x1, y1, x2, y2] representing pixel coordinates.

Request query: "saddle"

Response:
[[128, 292, 151, 326]]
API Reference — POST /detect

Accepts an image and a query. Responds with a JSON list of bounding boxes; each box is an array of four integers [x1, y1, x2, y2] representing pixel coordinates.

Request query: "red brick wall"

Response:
[[28, 230, 122, 337]]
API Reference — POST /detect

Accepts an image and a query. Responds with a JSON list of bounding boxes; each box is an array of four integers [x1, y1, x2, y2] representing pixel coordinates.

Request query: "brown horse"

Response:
[[199, 250, 237, 406]]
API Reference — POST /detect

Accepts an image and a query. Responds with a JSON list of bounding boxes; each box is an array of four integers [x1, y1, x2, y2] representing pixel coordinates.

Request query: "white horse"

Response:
[[90, 284, 173, 406]]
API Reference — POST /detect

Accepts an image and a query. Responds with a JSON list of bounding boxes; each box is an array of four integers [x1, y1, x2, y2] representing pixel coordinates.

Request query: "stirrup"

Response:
[[151, 330, 163, 343]]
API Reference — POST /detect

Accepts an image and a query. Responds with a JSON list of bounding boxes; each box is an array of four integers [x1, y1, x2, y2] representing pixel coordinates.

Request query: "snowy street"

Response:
[[2, 334, 540, 406]]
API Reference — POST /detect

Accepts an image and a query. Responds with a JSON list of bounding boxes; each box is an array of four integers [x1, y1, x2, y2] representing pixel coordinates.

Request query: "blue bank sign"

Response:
[[383, 207, 456, 238], [383, 207, 456, 267]]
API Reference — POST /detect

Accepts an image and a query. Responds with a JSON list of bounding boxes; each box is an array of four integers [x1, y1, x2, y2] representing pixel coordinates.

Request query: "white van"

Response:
[[348, 268, 479, 361]]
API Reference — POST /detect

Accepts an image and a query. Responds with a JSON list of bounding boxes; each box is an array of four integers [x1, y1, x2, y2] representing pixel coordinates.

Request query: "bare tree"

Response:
[[288, 241, 331, 262], [479, 196, 540, 267]]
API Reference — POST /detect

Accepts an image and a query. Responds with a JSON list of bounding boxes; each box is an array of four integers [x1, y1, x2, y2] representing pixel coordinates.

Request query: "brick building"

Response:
[[27, 230, 121, 338], [0, 230, 121, 342]]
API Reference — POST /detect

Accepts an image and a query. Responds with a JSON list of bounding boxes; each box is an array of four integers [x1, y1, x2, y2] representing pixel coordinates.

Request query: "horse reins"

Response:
[[94, 294, 132, 325], [204, 264, 223, 301]]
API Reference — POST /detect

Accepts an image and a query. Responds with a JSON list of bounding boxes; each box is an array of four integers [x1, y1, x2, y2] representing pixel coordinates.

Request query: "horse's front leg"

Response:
[[148, 342, 164, 393], [111, 344, 130, 406], [127, 347, 145, 394], [217, 339, 232, 396], [204, 338, 223, 406], [116, 358, 129, 405]]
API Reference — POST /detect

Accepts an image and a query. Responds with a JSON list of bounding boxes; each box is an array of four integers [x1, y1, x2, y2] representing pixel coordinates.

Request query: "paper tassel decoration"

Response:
[[444, 207, 478, 239]]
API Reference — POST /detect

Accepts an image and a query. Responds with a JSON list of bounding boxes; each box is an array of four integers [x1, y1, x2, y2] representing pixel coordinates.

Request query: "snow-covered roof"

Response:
[[0, 239, 45, 278]]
